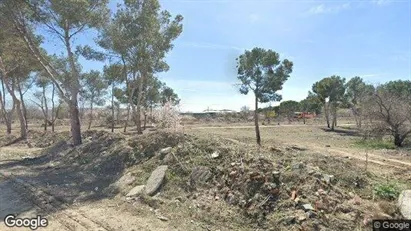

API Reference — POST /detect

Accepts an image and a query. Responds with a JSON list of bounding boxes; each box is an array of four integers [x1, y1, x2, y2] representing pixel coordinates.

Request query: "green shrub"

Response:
[[373, 183, 400, 200], [355, 139, 396, 150]]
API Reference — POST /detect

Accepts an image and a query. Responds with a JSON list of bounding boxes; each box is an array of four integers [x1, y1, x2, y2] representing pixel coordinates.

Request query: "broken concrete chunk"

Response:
[[211, 151, 220, 159], [399, 190, 411, 219], [302, 204, 315, 211], [145, 165, 168, 196]]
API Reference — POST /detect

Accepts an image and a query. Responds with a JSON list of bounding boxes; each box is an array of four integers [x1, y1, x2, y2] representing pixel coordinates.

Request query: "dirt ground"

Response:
[[0, 121, 410, 231]]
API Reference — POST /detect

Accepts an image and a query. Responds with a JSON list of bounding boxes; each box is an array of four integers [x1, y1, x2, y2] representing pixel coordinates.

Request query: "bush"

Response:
[[373, 183, 400, 200]]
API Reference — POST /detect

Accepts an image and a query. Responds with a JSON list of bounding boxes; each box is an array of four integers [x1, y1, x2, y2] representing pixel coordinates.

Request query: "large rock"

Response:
[[145, 165, 168, 196], [398, 190, 411, 219]]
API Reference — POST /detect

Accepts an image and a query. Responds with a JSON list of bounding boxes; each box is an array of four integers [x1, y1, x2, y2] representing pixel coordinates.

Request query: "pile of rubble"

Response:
[[105, 131, 406, 230]]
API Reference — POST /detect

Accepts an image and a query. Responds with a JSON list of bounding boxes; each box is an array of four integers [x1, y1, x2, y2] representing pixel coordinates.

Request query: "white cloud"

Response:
[[360, 73, 383, 78], [305, 2, 351, 15], [371, 0, 392, 6]]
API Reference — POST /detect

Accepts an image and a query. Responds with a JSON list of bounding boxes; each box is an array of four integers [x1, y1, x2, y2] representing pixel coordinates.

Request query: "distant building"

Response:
[[180, 108, 237, 118]]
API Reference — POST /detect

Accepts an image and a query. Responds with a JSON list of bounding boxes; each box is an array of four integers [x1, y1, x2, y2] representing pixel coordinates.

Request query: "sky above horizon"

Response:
[[41, 0, 411, 112]]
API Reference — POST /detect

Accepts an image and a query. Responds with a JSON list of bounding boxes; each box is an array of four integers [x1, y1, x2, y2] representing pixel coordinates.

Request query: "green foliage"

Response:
[[312, 75, 346, 103], [300, 92, 322, 114], [345, 77, 375, 107], [236, 47, 293, 103], [81, 70, 108, 106], [103, 64, 123, 85], [354, 139, 396, 150], [373, 183, 400, 200], [99, 0, 183, 75], [378, 80, 411, 100], [279, 100, 299, 118]]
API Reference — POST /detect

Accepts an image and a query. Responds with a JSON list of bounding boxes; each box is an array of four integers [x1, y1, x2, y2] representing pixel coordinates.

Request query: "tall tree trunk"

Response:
[[124, 79, 137, 133], [15, 100, 27, 138], [17, 82, 28, 129], [51, 83, 56, 132], [124, 104, 131, 132], [351, 107, 360, 128], [135, 74, 144, 134], [69, 100, 82, 145], [394, 133, 405, 147], [324, 102, 330, 128], [88, 100, 94, 130], [331, 104, 337, 131], [254, 96, 261, 146], [0, 84, 14, 134], [111, 83, 115, 133], [43, 86, 48, 131], [65, 29, 82, 146], [0, 56, 27, 138]]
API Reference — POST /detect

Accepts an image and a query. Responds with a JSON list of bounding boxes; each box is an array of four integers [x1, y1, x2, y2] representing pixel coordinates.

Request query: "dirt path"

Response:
[[0, 146, 180, 231], [191, 123, 353, 129], [296, 143, 411, 170], [192, 125, 411, 170], [0, 172, 175, 231]]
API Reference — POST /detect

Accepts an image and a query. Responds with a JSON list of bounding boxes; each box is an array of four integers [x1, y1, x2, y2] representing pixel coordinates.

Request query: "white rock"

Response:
[[211, 152, 220, 158], [398, 190, 411, 219], [126, 185, 146, 197]]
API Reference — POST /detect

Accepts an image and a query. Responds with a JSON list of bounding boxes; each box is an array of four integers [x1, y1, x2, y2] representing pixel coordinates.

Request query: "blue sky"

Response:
[[40, 0, 411, 112]]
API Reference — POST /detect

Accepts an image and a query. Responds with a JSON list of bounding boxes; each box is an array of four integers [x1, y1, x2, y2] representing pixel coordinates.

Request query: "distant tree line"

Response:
[[236, 47, 410, 147]]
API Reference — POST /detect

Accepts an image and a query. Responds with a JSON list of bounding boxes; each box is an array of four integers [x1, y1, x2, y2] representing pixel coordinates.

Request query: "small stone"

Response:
[[239, 199, 247, 208], [211, 151, 220, 158], [272, 171, 280, 178], [162, 153, 174, 164], [160, 147, 172, 154], [323, 174, 334, 184], [226, 193, 236, 205], [156, 215, 169, 221], [229, 171, 237, 177], [317, 189, 326, 195], [302, 204, 314, 211], [126, 185, 146, 197]]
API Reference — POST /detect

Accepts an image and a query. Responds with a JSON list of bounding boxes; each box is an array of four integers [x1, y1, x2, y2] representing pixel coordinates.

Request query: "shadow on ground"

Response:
[[320, 127, 361, 137], [0, 130, 132, 220]]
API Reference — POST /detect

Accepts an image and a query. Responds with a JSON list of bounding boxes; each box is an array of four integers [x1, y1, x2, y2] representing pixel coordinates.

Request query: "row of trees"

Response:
[[0, 0, 182, 145], [235, 48, 410, 147], [310, 76, 411, 147]]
